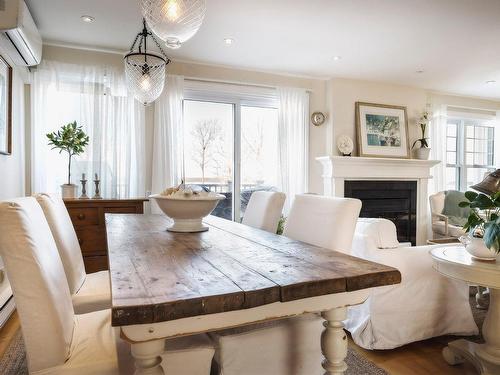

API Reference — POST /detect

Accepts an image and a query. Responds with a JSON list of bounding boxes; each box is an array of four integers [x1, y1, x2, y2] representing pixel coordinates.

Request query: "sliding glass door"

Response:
[[183, 100, 234, 219], [240, 105, 279, 220], [183, 96, 279, 222]]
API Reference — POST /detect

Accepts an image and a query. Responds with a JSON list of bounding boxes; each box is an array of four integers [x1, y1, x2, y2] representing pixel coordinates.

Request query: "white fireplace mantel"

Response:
[[316, 156, 440, 245]]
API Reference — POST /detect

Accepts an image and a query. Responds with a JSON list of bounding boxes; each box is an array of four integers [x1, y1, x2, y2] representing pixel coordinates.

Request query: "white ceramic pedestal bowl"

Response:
[[150, 193, 225, 233]]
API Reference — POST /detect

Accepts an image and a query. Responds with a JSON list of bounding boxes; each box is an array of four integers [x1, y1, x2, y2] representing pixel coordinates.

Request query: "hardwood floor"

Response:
[[349, 334, 477, 375], [0, 312, 477, 374], [0, 311, 19, 359]]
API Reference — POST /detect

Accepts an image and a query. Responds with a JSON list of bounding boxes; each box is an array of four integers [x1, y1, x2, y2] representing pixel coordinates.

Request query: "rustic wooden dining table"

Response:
[[106, 214, 401, 375]]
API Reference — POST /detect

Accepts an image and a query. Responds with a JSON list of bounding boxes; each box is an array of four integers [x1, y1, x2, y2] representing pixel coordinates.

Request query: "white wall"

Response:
[[0, 48, 27, 200], [329, 78, 428, 157]]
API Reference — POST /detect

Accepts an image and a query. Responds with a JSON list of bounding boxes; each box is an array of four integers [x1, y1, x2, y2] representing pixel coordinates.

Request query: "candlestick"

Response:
[[93, 178, 102, 199], [79, 178, 89, 199]]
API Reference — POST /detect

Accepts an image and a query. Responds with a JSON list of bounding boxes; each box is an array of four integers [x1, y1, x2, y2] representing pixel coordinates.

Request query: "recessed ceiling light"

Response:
[[81, 15, 95, 23], [224, 38, 234, 45], [332, 56, 342, 61], [486, 80, 496, 85]]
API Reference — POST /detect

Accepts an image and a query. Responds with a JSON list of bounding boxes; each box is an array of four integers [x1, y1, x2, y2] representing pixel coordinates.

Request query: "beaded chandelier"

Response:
[[124, 19, 171, 105], [141, 0, 206, 49]]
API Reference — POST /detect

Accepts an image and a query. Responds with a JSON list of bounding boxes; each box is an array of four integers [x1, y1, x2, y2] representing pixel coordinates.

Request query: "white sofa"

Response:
[[346, 218, 478, 349]]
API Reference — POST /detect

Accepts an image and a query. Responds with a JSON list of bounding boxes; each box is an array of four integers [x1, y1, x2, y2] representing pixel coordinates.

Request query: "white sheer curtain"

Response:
[[429, 103, 448, 194], [277, 87, 309, 213], [151, 75, 184, 213], [31, 61, 146, 198]]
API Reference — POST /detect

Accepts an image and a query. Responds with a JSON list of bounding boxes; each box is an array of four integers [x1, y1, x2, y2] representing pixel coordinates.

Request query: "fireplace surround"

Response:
[[317, 156, 439, 245]]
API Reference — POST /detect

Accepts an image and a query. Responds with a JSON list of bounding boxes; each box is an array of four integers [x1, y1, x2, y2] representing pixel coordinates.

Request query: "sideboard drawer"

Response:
[[104, 206, 143, 214], [76, 227, 107, 256], [64, 198, 147, 272], [68, 207, 100, 226]]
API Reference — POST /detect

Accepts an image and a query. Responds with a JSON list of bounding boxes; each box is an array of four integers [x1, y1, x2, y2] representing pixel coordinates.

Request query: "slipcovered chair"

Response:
[[210, 194, 362, 375], [0, 197, 215, 375], [35, 193, 110, 314], [241, 191, 286, 233], [345, 217, 478, 349], [429, 191, 468, 238]]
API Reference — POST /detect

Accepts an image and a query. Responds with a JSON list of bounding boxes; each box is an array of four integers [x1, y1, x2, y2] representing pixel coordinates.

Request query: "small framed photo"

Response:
[[0, 55, 12, 155], [355, 102, 410, 158]]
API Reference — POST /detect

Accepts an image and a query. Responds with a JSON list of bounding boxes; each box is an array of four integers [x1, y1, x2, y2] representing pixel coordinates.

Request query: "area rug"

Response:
[[0, 290, 487, 375], [0, 331, 388, 375]]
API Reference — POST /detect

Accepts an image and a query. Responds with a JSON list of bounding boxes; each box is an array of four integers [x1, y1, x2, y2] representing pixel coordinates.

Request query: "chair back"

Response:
[[35, 193, 86, 294], [0, 197, 74, 372], [429, 191, 446, 215], [283, 194, 362, 254], [242, 191, 286, 233]]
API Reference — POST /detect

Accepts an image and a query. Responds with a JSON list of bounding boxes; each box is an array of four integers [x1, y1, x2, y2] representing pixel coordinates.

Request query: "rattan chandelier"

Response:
[[124, 19, 171, 105], [141, 0, 206, 49]]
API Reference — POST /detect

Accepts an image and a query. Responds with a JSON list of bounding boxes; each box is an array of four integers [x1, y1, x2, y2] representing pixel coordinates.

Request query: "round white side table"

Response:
[[431, 246, 500, 375]]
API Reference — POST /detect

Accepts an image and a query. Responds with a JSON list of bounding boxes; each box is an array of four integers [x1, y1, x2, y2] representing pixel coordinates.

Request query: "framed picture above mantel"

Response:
[[0, 55, 12, 156], [355, 102, 410, 159]]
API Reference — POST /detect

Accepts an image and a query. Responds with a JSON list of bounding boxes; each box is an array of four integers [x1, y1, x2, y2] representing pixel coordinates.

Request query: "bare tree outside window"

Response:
[[190, 119, 223, 183]]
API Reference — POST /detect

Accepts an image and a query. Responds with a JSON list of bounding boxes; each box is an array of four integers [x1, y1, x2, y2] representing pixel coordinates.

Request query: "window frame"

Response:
[[183, 84, 279, 221], [446, 117, 496, 191]]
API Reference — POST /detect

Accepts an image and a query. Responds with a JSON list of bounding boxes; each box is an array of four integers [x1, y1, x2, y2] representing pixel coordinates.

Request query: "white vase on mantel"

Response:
[[414, 147, 431, 160], [61, 184, 78, 199]]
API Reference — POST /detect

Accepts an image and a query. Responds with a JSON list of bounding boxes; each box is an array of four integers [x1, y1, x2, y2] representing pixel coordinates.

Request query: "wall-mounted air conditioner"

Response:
[[0, 0, 42, 66]]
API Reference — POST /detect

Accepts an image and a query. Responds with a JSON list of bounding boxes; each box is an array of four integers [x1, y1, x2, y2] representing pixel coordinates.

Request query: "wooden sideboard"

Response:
[[63, 198, 148, 273]]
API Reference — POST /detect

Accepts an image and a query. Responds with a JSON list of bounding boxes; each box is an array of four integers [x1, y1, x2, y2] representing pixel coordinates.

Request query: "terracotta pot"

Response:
[[414, 147, 431, 160]]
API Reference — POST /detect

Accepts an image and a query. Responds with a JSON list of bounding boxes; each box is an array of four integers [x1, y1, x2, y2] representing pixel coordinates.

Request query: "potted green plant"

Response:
[[412, 111, 430, 160], [458, 191, 500, 260], [47, 121, 89, 198]]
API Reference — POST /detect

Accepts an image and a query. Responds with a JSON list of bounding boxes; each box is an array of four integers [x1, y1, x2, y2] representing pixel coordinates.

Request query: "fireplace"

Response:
[[316, 156, 439, 245], [345, 180, 417, 245]]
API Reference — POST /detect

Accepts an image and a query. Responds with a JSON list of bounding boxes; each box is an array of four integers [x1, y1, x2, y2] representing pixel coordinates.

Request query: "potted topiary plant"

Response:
[[458, 191, 500, 260], [412, 111, 431, 160], [47, 121, 89, 198]]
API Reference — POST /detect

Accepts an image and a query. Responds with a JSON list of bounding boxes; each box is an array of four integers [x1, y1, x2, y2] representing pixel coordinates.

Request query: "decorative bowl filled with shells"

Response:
[[149, 184, 225, 233]]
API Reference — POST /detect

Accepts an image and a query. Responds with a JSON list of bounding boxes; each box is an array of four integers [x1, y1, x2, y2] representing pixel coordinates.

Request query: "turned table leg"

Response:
[[131, 339, 165, 375], [321, 307, 348, 375]]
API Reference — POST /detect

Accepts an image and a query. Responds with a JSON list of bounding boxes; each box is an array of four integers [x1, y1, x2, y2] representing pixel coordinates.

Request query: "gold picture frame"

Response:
[[355, 102, 410, 158]]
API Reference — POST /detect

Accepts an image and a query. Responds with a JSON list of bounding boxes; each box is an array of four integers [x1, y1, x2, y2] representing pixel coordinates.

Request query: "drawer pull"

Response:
[[77, 213, 86, 220]]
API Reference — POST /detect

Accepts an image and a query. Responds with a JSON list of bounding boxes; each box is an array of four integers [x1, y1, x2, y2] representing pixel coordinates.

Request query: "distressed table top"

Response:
[[107, 214, 401, 326]]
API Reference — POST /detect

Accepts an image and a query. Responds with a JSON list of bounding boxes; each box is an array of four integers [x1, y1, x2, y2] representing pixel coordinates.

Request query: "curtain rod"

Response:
[[183, 76, 313, 93]]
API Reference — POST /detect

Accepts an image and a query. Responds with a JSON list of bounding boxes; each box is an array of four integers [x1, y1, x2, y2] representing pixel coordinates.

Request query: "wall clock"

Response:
[[311, 112, 326, 126]]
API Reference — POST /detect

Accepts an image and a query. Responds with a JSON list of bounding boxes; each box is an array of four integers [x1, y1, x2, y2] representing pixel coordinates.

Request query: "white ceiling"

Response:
[[25, 0, 500, 99]]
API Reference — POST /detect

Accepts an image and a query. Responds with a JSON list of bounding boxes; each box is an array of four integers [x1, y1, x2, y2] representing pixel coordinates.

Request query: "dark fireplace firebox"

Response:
[[344, 180, 417, 245]]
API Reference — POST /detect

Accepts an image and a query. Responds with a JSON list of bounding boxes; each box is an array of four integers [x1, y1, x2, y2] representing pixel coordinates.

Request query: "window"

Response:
[[446, 118, 495, 191], [183, 83, 280, 222]]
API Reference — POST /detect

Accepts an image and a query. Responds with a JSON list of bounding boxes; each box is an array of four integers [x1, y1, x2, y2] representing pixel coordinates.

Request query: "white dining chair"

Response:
[[34, 193, 110, 314], [210, 194, 362, 375], [0, 197, 215, 375], [241, 191, 286, 233]]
